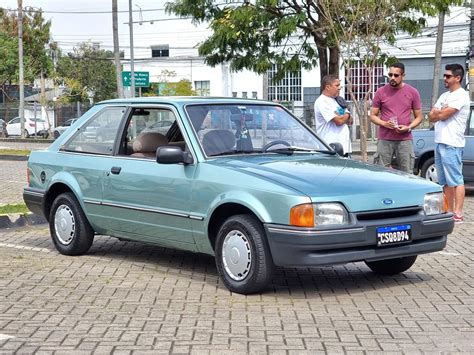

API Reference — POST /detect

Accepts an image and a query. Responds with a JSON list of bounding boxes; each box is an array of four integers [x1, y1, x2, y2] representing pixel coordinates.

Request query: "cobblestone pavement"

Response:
[[0, 160, 27, 206], [0, 202, 473, 353]]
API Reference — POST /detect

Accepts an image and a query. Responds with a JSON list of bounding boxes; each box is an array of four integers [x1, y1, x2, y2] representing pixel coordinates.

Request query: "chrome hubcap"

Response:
[[222, 230, 251, 281], [426, 163, 438, 183], [54, 204, 76, 245]]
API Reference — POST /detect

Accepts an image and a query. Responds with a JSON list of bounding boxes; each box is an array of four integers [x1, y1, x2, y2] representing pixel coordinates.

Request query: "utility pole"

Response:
[[128, 0, 135, 98], [18, 0, 25, 138], [431, 11, 445, 108], [469, 0, 474, 100], [112, 0, 123, 98]]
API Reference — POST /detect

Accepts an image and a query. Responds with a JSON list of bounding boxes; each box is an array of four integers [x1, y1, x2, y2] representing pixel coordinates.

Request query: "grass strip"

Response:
[[0, 203, 29, 215], [0, 149, 30, 156]]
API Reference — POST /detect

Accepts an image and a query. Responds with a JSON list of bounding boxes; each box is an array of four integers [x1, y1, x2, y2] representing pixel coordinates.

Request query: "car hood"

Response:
[[207, 154, 440, 212]]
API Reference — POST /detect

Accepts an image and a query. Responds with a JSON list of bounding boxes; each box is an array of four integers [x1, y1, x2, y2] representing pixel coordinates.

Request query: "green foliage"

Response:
[[142, 71, 195, 96], [0, 7, 52, 85], [56, 42, 117, 103], [166, 0, 463, 84]]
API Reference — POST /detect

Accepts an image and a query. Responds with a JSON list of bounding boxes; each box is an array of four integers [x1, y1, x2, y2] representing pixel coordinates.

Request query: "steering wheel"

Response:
[[261, 140, 291, 152]]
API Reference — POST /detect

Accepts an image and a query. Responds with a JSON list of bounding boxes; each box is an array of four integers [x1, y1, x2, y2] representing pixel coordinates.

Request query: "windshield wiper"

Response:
[[264, 147, 336, 155]]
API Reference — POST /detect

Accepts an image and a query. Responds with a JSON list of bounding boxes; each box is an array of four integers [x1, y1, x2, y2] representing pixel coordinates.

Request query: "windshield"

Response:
[[186, 104, 330, 157]]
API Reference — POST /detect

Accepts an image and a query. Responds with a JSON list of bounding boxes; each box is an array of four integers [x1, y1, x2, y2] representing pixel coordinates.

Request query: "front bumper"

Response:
[[264, 214, 453, 267]]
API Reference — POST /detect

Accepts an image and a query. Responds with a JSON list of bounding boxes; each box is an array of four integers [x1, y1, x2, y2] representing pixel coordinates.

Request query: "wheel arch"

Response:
[[207, 203, 262, 251], [418, 150, 434, 172]]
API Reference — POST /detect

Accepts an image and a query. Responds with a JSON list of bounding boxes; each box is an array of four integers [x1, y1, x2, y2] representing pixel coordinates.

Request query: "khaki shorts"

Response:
[[373, 140, 415, 173]]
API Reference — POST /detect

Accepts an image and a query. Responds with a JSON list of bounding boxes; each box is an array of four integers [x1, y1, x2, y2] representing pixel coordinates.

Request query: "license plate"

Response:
[[376, 224, 411, 247]]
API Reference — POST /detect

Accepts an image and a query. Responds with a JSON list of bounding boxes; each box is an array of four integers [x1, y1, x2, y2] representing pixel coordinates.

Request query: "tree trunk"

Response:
[[329, 46, 339, 78], [317, 46, 328, 87]]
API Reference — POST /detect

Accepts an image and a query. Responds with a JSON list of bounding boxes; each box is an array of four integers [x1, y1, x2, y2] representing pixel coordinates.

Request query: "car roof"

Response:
[[98, 96, 279, 107]]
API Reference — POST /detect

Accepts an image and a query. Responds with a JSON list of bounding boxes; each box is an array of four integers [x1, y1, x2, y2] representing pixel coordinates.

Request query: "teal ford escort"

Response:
[[24, 97, 454, 294]]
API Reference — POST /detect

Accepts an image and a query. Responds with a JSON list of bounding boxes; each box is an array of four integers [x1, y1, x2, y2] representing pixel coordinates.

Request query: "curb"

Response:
[[0, 213, 47, 229]]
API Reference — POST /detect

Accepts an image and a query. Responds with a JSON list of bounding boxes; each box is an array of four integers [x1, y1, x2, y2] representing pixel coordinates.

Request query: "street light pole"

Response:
[[128, 0, 135, 98], [18, 0, 25, 137]]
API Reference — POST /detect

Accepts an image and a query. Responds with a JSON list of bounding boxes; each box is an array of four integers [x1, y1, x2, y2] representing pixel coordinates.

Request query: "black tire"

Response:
[[420, 157, 437, 183], [49, 192, 94, 256], [53, 130, 60, 139], [215, 214, 274, 294], [23, 129, 30, 138], [365, 255, 417, 275]]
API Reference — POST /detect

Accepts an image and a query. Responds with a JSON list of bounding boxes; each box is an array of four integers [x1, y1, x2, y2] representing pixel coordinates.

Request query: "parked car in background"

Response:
[[53, 118, 78, 139], [413, 102, 474, 186], [0, 119, 6, 137], [6, 117, 48, 138], [24, 97, 454, 294]]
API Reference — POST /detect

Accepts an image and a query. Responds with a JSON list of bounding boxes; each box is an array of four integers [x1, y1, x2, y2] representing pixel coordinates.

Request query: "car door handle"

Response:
[[110, 166, 122, 175]]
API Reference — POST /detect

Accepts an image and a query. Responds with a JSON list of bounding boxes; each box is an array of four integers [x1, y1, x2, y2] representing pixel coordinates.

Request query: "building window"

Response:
[[252, 91, 257, 99], [344, 61, 384, 101], [242, 91, 247, 98], [151, 45, 169, 58], [195, 80, 210, 96], [267, 64, 301, 102]]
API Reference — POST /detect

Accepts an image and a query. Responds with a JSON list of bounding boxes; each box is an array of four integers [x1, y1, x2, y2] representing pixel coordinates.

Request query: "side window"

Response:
[[62, 106, 126, 155], [123, 108, 183, 158], [468, 107, 474, 136]]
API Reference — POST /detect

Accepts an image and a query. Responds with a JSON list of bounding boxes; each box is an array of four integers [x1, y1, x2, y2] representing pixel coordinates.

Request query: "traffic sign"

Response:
[[122, 71, 150, 87]]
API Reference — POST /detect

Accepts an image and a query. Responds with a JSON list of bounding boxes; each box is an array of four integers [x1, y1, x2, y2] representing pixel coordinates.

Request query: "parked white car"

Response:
[[6, 117, 48, 138]]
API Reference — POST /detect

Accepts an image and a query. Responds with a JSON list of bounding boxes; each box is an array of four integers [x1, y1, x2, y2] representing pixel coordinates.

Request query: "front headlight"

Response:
[[314, 202, 350, 226], [424, 192, 447, 215]]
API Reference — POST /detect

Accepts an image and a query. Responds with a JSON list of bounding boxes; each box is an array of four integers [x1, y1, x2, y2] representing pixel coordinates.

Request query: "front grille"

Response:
[[356, 207, 421, 221]]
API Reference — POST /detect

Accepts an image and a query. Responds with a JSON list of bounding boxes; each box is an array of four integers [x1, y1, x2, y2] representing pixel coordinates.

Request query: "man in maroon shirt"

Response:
[[370, 62, 423, 173]]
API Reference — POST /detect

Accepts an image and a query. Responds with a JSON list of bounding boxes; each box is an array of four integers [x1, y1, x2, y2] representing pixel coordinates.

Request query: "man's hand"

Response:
[[395, 124, 410, 133]]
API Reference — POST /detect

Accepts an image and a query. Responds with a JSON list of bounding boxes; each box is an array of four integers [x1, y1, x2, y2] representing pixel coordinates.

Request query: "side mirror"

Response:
[[329, 142, 344, 156], [156, 145, 193, 165]]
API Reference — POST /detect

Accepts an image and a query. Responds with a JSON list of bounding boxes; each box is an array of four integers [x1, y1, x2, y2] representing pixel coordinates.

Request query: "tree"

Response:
[[143, 70, 195, 96], [0, 7, 52, 99], [56, 42, 117, 103], [166, 0, 340, 84], [316, 0, 463, 161]]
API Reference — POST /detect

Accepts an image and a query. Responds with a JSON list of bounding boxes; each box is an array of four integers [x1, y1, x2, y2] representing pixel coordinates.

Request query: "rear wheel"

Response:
[[53, 130, 60, 139], [215, 214, 274, 294], [420, 157, 437, 183], [365, 255, 417, 275], [49, 192, 94, 255], [23, 129, 30, 138]]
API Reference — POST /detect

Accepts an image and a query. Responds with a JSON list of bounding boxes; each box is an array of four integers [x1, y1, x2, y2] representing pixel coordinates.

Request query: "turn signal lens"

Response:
[[443, 193, 448, 213], [290, 204, 314, 227]]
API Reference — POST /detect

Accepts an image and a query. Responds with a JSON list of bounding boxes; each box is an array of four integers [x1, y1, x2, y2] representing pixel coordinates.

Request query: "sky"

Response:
[[1, 0, 208, 57], [1, 1, 469, 59]]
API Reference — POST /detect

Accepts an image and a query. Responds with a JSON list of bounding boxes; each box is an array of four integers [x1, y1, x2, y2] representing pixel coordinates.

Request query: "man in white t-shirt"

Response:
[[314, 75, 352, 156], [428, 63, 470, 223]]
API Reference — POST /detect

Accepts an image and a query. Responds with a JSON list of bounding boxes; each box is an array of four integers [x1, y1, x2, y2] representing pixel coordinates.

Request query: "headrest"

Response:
[[202, 129, 236, 156], [133, 132, 168, 153]]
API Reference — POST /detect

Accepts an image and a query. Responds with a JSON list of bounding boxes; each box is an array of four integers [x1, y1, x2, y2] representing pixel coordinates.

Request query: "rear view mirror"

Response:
[[329, 142, 344, 156]]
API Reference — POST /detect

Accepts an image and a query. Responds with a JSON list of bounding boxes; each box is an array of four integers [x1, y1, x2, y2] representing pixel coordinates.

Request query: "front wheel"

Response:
[[365, 255, 417, 275], [49, 192, 94, 255], [215, 214, 274, 294]]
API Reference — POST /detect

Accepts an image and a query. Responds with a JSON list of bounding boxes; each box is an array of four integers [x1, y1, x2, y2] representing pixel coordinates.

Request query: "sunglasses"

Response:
[[388, 73, 401, 78], [443, 74, 454, 79]]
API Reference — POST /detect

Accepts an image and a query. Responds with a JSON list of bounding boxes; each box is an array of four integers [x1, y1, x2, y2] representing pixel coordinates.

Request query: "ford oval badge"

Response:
[[382, 198, 394, 205]]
